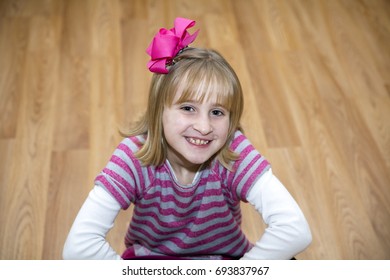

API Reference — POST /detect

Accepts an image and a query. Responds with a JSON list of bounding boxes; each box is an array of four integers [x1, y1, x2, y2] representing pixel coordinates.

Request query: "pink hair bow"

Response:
[[146, 17, 199, 74]]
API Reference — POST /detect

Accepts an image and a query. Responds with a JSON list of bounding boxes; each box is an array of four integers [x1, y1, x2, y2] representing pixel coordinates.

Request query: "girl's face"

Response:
[[162, 90, 230, 172]]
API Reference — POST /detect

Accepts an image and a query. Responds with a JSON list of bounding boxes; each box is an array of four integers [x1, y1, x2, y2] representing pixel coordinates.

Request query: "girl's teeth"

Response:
[[188, 138, 209, 145]]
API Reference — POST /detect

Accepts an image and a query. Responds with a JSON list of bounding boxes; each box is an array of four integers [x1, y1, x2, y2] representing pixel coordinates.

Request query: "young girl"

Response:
[[63, 18, 312, 260]]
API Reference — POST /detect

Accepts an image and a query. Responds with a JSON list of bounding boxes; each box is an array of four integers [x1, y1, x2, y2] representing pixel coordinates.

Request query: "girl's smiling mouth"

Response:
[[186, 137, 211, 146]]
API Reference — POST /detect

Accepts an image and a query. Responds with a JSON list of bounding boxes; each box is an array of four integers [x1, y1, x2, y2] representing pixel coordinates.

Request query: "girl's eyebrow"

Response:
[[173, 99, 199, 105], [176, 99, 227, 109], [213, 103, 227, 108]]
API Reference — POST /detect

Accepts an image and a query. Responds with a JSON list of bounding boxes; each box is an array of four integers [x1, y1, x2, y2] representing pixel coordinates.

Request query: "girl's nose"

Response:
[[193, 115, 213, 135]]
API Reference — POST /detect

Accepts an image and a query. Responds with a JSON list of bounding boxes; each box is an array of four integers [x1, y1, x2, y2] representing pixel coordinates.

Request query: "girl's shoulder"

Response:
[[227, 130, 270, 173], [212, 130, 256, 173], [119, 134, 146, 154], [229, 130, 252, 153]]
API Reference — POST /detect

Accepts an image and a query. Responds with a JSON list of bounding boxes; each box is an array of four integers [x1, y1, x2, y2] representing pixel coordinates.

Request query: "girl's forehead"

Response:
[[172, 88, 221, 104], [170, 77, 232, 107]]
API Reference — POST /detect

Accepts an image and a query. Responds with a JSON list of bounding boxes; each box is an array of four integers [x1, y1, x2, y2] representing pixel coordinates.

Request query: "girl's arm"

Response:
[[63, 185, 122, 259], [241, 168, 312, 260]]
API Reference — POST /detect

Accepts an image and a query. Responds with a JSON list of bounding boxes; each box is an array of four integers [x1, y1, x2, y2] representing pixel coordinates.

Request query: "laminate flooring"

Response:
[[0, 0, 389, 259]]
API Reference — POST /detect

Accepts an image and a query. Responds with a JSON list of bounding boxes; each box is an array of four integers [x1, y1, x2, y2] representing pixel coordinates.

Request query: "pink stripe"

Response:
[[151, 186, 223, 198], [240, 159, 269, 200], [117, 143, 144, 186], [136, 202, 201, 217], [119, 146, 144, 183], [230, 133, 246, 151], [232, 153, 260, 198], [130, 135, 144, 148], [95, 175, 128, 208], [147, 165, 154, 184], [142, 188, 224, 208], [151, 177, 221, 197], [102, 167, 131, 193], [198, 231, 247, 254], [110, 154, 130, 172], [226, 233, 251, 255], [227, 145, 255, 187], [107, 156, 135, 190], [142, 192, 203, 208]]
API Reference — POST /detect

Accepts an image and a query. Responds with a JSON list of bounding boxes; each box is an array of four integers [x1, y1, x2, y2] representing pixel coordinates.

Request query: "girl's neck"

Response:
[[166, 159, 201, 185]]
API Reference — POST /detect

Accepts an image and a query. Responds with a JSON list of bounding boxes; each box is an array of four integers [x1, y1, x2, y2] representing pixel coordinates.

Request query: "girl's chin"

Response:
[[180, 157, 208, 167], [171, 154, 213, 168], [166, 144, 219, 168]]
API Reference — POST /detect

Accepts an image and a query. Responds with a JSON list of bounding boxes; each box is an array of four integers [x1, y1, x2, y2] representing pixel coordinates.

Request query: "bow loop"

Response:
[[146, 17, 199, 74]]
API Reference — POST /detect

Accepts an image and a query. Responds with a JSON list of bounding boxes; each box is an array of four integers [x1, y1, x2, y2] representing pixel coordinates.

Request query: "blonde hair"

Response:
[[123, 48, 244, 169]]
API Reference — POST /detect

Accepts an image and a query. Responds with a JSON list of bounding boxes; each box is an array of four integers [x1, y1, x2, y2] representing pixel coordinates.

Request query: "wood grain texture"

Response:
[[0, 0, 389, 259]]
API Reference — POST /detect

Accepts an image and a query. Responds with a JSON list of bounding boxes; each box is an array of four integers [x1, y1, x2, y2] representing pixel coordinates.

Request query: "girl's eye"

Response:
[[211, 109, 225, 116], [181, 106, 194, 112]]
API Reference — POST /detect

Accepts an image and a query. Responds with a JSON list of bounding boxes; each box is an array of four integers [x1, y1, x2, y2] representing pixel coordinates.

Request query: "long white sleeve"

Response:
[[241, 169, 312, 260], [63, 185, 122, 260]]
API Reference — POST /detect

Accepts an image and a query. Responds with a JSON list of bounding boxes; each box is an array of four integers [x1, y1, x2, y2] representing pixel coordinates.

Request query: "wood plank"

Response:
[[0, 18, 28, 138], [42, 150, 90, 259], [52, 0, 91, 151]]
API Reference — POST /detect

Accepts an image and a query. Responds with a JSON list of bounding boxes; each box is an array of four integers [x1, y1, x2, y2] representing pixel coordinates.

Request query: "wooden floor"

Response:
[[0, 0, 389, 260]]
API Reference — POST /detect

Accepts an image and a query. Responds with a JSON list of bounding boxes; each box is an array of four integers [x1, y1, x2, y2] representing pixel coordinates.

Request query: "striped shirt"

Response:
[[95, 130, 270, 258]]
